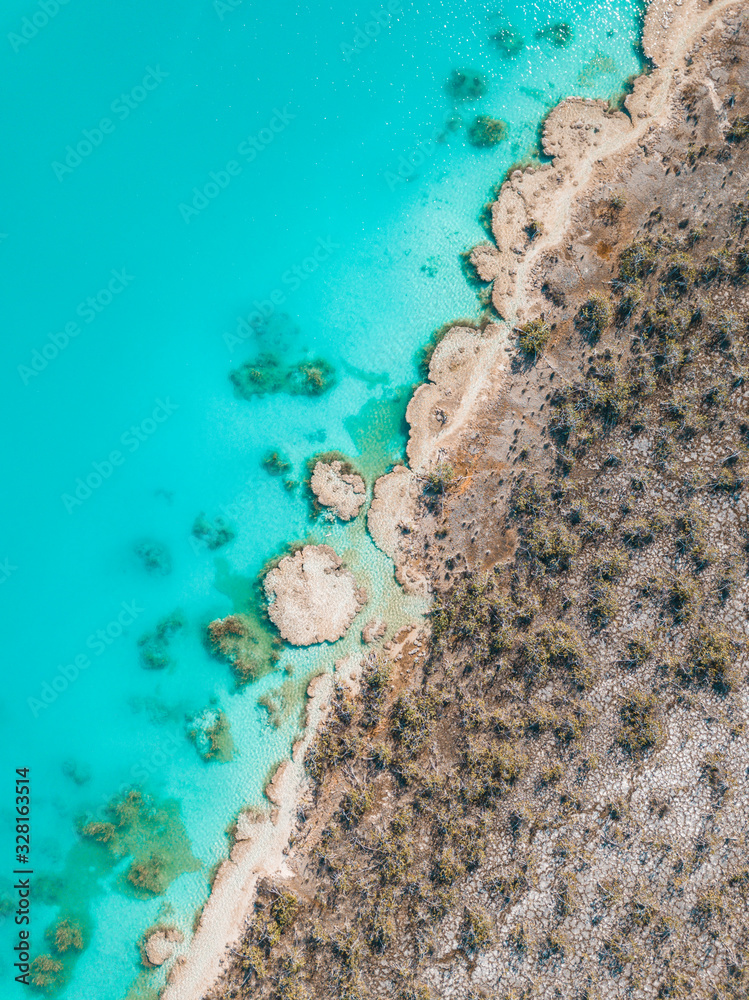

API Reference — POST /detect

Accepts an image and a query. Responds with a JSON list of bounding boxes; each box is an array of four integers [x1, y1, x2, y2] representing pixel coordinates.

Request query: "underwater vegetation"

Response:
[[578, 51, 617, 86], [188, 708, 235, 763], [468, 115, 508, 147], [138, 610, 185, 670], [230, 352, 336, 400], [207, 612, 282, 687], [491, 26, 525, 57], [133, 538, 172, 576], [79, 789, 199, 899], [535, 22, 573, 47], [262, 450, 292, 476], [46, 918, 85, 953], [191, 512, 236, 550], [445, 67, 488, 101], [61, 759, 91, 786], [30, 955, 65, 990]]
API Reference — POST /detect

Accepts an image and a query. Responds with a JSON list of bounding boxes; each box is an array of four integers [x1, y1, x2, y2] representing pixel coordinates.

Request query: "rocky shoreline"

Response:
[[160, 1, 749, 996]]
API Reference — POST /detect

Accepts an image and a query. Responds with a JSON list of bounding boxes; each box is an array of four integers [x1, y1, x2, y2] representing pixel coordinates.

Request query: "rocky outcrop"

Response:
[[264, 545, 367, 645], [142, 927, 184, 967], [310, 460, 366, 520], [362, 618, 386, 643]]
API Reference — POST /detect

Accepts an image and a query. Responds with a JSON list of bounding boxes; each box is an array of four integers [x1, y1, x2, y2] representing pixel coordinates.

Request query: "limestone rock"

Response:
[[310, 460, 366, 520], [362, 618, 387, 643], [264, 544, 367, 645], [142, 927, 184, 967]]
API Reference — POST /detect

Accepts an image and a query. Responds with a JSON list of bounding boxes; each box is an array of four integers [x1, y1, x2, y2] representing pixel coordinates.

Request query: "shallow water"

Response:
[[0, 0, 644, 995]]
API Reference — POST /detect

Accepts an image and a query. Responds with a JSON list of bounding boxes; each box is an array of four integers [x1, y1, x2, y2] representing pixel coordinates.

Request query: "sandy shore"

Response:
[[160, 659, 357, 1000], [158, 0, 743, 996]]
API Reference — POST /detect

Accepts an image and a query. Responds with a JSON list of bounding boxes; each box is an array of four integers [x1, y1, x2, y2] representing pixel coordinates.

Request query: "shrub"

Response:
[[517, 318, 550, 358], [424, 462, 456, 496], [519, 622, 589, 688], [590, 552, 629, 582], [619, 240, 656, 282], [622, 515, 661, 548], [459, 907, 493, 954], [271, 891, 300, 931], [727, 115, 749, 141], [616, 690, 661, 755], [577, 293, 613, 342], [681, 624, 739, 692], [663, 251, 697, 293], [587, 581, 620, 629], [620, 632, 654, 670], [525, 521, 579, 573]]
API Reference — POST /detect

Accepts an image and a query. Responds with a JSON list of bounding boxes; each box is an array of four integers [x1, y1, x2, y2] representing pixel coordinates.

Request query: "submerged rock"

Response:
[[264, 545, 367, 646], [207, 612, 281, 687], [362, 618, 387, 643], [468, 115, 508, 147], [133, 539, 172, 575], [188, 707, 235, 763], [446, 67, 487, 101], [491, 27, 525, 57], [310, 459, 366, 521], [230, 353, 336, 399], [191, 513, 235, 550], [141, 926, 184, 967], [536, 21, 573, 48]]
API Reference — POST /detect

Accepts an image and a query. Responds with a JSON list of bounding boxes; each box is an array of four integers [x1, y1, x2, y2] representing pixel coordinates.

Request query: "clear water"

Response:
[[0, 0, 643, 996]]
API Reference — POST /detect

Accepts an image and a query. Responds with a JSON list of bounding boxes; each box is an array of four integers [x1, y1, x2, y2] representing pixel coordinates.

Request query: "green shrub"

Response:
[[577, 293, 613, 342], [525, 521, 579, 572], [271, 891, 300, 931], [459, 907, 493, 954], [590, 552, 629, 582], [727, 115, 749, 141], [619, 240, 656, 282], [663, 252, 697, 293], [587, 581, 620, 629], [616, 690, 661, 755], [517, 318, 550, 358], [681, 624, 739, 692]]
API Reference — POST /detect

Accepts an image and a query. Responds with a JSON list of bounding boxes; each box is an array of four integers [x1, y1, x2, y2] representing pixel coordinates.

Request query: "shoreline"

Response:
[[156, 1, 739, 995]]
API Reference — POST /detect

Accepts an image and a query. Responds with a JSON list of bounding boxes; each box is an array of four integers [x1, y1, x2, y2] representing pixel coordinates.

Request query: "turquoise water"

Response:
[[0, 0, 644, 995]]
